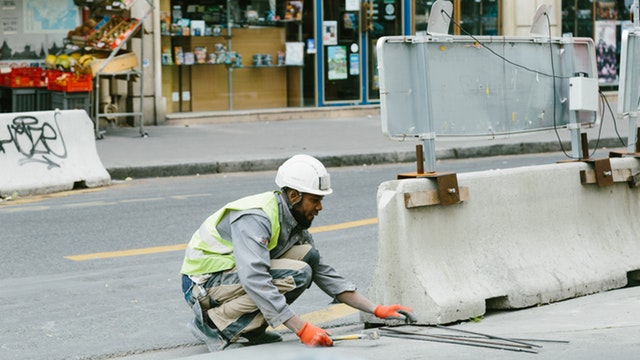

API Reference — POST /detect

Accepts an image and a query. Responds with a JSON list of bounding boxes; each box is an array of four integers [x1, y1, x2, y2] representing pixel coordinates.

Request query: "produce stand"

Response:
[[0, 68, 46, 113], [73, 0, 154, 139]]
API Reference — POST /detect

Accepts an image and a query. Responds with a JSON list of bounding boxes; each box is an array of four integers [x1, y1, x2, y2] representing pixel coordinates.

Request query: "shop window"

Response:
[[416, 0, 498, 36], [562, 0, 635, 87], [161, 0, 309, 112], [458, 0, 498, 35]]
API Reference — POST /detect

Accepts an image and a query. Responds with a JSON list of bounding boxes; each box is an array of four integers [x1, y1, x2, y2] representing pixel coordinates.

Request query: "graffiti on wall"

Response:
[[0, 113, 68, 169]]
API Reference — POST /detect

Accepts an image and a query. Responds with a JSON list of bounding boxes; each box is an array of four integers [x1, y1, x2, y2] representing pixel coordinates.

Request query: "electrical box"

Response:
[[569, 76, 599, 112]]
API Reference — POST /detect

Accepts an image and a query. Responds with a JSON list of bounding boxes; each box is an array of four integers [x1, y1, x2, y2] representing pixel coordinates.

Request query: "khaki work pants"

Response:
[[185, 244, 316, 342]]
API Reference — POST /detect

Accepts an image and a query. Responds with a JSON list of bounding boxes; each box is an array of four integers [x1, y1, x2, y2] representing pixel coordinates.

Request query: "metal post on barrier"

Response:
[[415, 144, 425, 174], [421, 133, 437, 173], [562, 33, 584, 160], [628, 115, 639, 154], [412, 39, 438, 173], [397, 144, 464, 207], [614, 2, 640, 157], [581, 133, 590, 159]]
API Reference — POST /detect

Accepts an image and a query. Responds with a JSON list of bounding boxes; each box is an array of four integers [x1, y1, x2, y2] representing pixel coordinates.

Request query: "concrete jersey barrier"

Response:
[[0, 110, 111, 197], [362, 157, 640, 325]]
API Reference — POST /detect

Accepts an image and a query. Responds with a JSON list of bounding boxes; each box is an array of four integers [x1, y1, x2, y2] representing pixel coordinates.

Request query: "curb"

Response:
[[106, 137, 626, 180]]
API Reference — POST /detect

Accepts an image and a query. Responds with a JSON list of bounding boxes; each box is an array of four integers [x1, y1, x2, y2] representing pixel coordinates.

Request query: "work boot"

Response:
[[188, 318, 229, 352], [242, 328, 283, 346]]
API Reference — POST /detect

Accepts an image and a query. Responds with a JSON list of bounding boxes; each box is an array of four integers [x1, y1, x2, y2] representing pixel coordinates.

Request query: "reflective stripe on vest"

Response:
[[180, 191, 281, 275]]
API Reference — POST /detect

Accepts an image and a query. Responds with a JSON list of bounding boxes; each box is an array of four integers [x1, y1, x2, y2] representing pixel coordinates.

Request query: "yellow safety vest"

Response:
[[180, 191, 281, 275]]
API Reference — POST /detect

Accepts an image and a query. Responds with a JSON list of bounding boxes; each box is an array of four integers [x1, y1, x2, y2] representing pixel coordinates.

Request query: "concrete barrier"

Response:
[[0, 110, 111, 197], [363, 157, 640, 325]]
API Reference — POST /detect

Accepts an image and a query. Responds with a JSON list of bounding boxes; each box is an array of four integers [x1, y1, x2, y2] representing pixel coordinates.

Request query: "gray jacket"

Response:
[[215, 192, 356, 327]]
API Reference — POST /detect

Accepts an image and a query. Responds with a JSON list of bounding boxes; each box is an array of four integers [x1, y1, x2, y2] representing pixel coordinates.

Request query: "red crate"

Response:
[[44, 69, 63, 87], [3, 67, 45, 88], [47, 71, 93, 92]]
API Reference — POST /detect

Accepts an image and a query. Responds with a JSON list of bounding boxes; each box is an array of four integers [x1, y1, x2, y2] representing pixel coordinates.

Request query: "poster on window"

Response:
[[595, 20, 617, 84], [595, 0, 617, 20], [327, 45, 347, 80], [349, 53, 359, 75], [0, 0, 79, 67], [323, 21, 337, 45]]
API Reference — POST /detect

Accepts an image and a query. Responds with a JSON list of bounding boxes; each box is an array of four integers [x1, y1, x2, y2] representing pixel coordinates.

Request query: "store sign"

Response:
[[345, 0, 359, 11], [383, 0, 395, 21], [0, 0, 79, 65]]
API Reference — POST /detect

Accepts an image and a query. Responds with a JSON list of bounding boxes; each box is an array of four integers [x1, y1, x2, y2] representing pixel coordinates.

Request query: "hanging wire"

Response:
[[438, 10, 572, 80], [439, 8, 626, 159]]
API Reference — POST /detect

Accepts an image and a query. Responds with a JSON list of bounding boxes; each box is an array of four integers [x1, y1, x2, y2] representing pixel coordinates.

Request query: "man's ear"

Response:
[[287, 188, 302, 204]]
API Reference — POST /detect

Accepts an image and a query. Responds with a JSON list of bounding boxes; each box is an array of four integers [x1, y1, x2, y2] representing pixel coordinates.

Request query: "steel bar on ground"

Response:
[[440, 334, 570, 344], [435, 324, 543, 348], [380, 332, 539, 353], [381, 327, 536, 351]]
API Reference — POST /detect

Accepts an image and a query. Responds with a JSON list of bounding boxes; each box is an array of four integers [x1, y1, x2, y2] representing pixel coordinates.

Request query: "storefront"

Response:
[[158, 0, 410, 113], [0, 0, 628, 122]]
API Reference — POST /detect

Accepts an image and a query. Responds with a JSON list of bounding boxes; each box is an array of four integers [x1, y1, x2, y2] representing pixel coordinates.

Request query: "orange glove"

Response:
[[296, 322, 333, 347], [374, 304, 414, 320]]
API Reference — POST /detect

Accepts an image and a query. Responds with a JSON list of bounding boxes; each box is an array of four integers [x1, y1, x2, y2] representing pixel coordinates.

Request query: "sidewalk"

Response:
[[121, 285, 640, 360], [95, 97, 631, 180], [194, 286, 640, 360]]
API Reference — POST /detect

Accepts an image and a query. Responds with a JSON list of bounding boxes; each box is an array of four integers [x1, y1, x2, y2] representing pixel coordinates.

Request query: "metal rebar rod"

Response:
[[435, 324, 542, 348], [381, 327, 535, 350], [437, 334, 570, 344], [380, 332, 539, 353]]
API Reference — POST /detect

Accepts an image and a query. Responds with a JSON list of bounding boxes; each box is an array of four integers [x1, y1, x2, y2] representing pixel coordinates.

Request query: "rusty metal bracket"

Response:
[[554, 133, 616, 187], [609, 150, 640, 158], [580, 158, 614, 187], [580, 167, 638, 186], [609, 128, 640, 158], [579, 158, 614, 187], [397, 144, 467, 207], [399, 172, 468, 207]]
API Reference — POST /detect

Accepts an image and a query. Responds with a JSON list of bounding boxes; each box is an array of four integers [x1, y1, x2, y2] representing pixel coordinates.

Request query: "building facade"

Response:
[[0, 0, 631, 124]]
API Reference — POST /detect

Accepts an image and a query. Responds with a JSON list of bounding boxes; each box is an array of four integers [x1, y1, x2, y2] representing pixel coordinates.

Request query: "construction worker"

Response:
[[180, 154, 414, 351]]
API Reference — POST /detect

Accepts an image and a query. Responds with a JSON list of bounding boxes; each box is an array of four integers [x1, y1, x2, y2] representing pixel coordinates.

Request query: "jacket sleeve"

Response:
[[230, 211, 296, 328]]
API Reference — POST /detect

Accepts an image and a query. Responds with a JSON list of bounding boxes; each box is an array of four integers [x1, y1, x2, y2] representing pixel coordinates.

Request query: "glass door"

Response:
[[322, 0, 361, 102], [365, 0, 402, 101], [455, 0, 499, 35]]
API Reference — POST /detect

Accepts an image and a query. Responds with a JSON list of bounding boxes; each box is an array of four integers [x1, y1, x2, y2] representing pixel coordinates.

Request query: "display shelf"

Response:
[[161, 0, 304, 112], [83, 0, 153, 139]]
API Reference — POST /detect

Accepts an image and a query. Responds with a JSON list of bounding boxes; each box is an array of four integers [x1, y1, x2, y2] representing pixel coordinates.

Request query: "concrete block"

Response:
[[363, 158, 640, 325], [0, 110, 111, 196]]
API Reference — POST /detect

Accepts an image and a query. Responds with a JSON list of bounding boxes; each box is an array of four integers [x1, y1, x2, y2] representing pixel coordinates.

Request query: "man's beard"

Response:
[[291, 205, 313, 229]]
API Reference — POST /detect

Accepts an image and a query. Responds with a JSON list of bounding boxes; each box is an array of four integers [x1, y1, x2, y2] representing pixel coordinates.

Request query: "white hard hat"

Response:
[[275, 154, 333, 196]]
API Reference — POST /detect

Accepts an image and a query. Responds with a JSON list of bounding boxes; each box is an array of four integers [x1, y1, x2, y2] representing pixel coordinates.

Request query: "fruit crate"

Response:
[[47, 71, 93, 92], [1, 67, 45, 88], [0, 87, 37, 113], [51, 91, 91, 113], [36, 88, 52, 111], [0, 87, 9, 112]]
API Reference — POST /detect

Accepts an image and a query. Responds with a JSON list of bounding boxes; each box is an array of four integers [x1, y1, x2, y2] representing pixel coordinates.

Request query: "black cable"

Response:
[[587, 91, 605, 158], [442, 8, 620, 159], [545, 13, 573, 159], [439, 9, 572, 80]]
